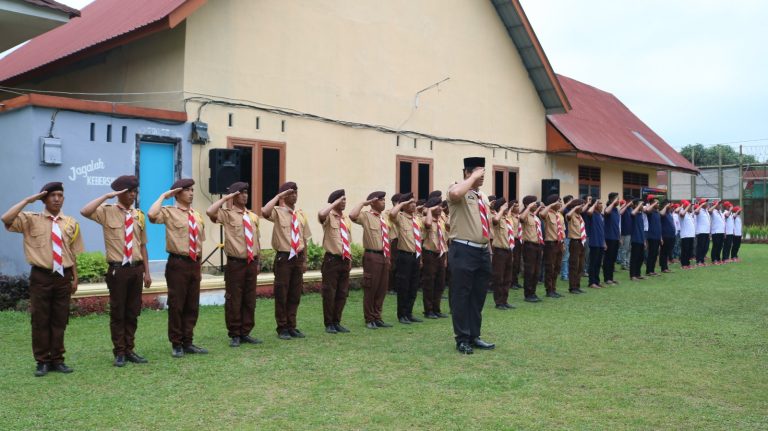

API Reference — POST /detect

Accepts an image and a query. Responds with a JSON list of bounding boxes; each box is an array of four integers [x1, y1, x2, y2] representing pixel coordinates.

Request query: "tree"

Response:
[[679, 144, 757, 166]]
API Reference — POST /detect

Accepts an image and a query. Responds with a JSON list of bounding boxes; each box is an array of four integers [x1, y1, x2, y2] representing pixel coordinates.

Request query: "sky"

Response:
[[6, 0, 768, 159]]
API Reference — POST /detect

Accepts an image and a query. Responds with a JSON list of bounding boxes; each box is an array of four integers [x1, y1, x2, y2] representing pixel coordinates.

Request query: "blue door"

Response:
[[139, 142, 175, 260]]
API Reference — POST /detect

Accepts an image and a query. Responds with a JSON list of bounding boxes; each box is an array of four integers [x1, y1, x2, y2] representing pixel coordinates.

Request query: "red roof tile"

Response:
[[547, 74, 698, 173], [0, 0, 202, 84]]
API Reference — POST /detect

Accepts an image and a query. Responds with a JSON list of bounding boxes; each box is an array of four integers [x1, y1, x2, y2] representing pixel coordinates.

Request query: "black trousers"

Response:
[[630, 242, 645, 278], [723, 235, 734, 260], [695, 233, 710, 264], [448, 242, 491, 345], [680, 237, 694, 267], [659, 236, 675, 271], [603, 239, 619, 282], [711, 233, 724, 263], [646, 239, 660, 274], [588, 246, 604, 286], [395, 251, 420, 319], [732, 236, 742, 258]]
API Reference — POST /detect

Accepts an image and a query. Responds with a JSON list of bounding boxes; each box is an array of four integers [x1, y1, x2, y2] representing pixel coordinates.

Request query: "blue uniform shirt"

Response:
[[647, 211, 662, 240], [605, 207, 621, 241], [585, 212, 605, 248], [621, 209, 633, 236], [631, 212, 646, 244], [661, 212, 676, 238]]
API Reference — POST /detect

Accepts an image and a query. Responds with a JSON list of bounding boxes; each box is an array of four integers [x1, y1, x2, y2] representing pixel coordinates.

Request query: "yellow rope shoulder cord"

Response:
[[63, 216, 79, 245], [136, 210, 146, 231]]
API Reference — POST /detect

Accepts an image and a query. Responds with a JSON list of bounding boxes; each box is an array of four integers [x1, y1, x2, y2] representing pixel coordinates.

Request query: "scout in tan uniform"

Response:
[[3, 182, 84, 376], [447, 157, 495, 354], [421, 196, 449, 319], [318, 189, 353, 334], [350, 191, 393, 329], [520, 195, 544, 303], [565, 199, 588, 294], [80, 175, 151, 367], [541, 194, 565, 299], [262, 181, 312, 340], [389, 192, 424, 324], [490, 198, 515, 310], [206, 181, 263, 348], [148, 178, 208, 358], [508, 200, 523, 290], [385, 193, 401, 295]]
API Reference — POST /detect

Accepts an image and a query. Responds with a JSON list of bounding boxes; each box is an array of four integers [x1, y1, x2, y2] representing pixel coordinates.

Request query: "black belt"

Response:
[[423, 250, 442, 255], [168, 253, 200, 262], [226, 255, 258, 263], [365, 249, 383, 255], [324, 252, 344, 259], [31, 265, 72, 275], [276, 251, 305, 257], [108, 261, 144, 268], [398, 250, 417, 256], [492, 247, 511, 252]]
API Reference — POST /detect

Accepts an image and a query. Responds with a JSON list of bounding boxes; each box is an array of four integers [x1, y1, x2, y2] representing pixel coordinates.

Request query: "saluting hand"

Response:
[[163, 188, 183, 199], [224, 191, 241, 201], [26, 191, 48, 204], [105, 189, 128, 199], [333, 196, 346, 207]]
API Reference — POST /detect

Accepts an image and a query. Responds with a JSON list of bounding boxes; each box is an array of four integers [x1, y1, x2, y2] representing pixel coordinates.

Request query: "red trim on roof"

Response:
[[547, 75, 698, 174], [0, 93, 187, 122]]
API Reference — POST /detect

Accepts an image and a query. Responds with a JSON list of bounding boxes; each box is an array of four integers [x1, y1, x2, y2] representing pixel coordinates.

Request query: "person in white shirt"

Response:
[[709, 201, 726, 264], [672, 207, 682, 261], [694, 199, 712, 266], [678, 200, 696, 269], [732, 206, 743, 261], [722, 202, 735, 262]]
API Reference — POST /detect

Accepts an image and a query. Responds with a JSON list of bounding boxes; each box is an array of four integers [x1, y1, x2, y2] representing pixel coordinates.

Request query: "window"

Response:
[[121, 126, 127, 143], [106, 124, 112, 142], [396, 155, 433, 200], [578, 165, 601, 199], [228, 138, 286, 211], [89, 123, 95, 141], [623, 171, 649, 199], [493, 166, 519, 202]]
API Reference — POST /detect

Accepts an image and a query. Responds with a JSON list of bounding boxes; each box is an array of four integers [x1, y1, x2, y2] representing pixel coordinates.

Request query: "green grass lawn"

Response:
[[1, 245, 767, 430]]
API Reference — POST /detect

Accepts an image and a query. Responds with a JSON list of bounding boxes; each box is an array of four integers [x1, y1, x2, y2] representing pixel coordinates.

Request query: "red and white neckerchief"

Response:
[[289, 209, 301, 260], [556, 214, 565, 242], [379, 213, 390, 259], [413, 217, 422, 258], [534, 216, 544, 245], [121, 207, 133, 265], [339, 214, 351, 260], [579, 216, 587, 245], [505, 217, 515, 250], [474, 191, 490, 239], [516, 217, 523, 240], [437, 221, 446, 257], [188, 209, 199, 260], [243, 211, 254, 263], [49, 215, 64, 276]]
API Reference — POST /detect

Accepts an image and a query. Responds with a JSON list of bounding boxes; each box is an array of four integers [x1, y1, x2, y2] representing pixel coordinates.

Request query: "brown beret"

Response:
[[488, 195, 497, 203], [398, 192, 414, 203], [327, 189, 345, 203], [39, 182, 63, 196], [278, 181, 297, 193], [227, 181, 249, 193], [491, 198, 507, 212], [111, 175, 138, 191], [522, 195, 537, 207], [391, 193, 401, 204], [426, 197, 442, 208], [416, 199, 426, 207], [545, 194, 560, 205], [171, 178, 195, 190], [367, 191, 386, 200], [441, 200, 448, 208], [570, 199, 585, 207], [428, 190, 442, 200]]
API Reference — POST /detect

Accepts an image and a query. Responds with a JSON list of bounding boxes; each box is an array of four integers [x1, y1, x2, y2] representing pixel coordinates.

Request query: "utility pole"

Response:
[[691, 146, 696, 199], [739, 145, 743, 207], [718, 146, 723, 201]]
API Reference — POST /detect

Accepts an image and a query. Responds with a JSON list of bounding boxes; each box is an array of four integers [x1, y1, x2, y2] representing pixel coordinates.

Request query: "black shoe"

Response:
[[240, 335, 263, 344], [375, 320, 393, 328], [511, 283, 522, 290], [434, 312, 449, 318], [51, 363, 73, 373], [278, 330, 292, 340], [503, 303, 516, 309], [472, 338, 496, 350], [495, 304, 508, 310], [424, 312, 439, 319], [126, 352, 148, 363], [229, 336, 241, 347], [334, 324, 350, 333], [172, 345, 184, 358], [34, 362, 49, 377], [398, 316, 412, 324], [569, 289, 581, 294], [456, 342, 474, 355], [524, 296, 541, 303], [114, 355, 126, 367], [366, 322, 378, 329], [545, 292, 560, 298], [183, 344, 209, 354], [575, 288, 586, 294], [288, 328, 306, 338], [407, 315, 423, 323], [325, 325, 338, 334]]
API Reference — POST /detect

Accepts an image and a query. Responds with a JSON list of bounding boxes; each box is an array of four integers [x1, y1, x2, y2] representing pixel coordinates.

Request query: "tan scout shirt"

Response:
[[395, 212, 423, 253], [492, 215, 513, 250], [383, 209, 398, 241], [216, 206, 260, 259], [322, 211, 352, 256], [353, 210, 387, 251], [544, 211, 565, 242], [265, 206, 312, 253], [568, 213, 584, 240], [423, 217, 448, 253], [152, 206, 206, 255], [88, 204, 147, 263], [447, 190, 491, 244], [521, 213, 540, 243], [7, 211, 85, 269]]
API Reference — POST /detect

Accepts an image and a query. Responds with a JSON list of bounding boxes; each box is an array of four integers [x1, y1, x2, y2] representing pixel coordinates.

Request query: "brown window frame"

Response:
[[227, 137, 286, 215], [396, 155, 434, 200], [578, 165, 601, 198], [622, 171, 649, 199], [492, 165, 519, 202]]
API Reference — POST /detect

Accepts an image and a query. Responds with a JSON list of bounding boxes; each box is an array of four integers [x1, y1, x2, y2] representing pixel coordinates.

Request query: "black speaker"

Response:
[[209, 149, 241, 194], [541, 179, 560, 199]]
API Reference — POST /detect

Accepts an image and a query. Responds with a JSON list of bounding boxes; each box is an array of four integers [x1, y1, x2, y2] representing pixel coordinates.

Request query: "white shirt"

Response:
[[710, 209, 725, 234], [680, 212, 696, 238], [672, 212, 681, 233], [734, 215, 742, 236], [695, 210, 711, 235], [724, 212, 735, 235], [642, 212, 649, 232]]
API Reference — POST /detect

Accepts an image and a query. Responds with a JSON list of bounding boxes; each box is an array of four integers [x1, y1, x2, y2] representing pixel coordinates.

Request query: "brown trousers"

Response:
[[512, 240, 522, 286], [491, 247, 513, 305], [224, 257, 259, 338], [29, 266, 72, 364], [105, 263, 144, 356], [362, 251, 389, 323], [421, 250, 446, 314], [568, 239, 585, 291], [273, 251, 305, 332], [165, 256, 201, 347], [388, 238, 398, 293], [544, 241, 564, 294], [321, 253, 352, 326], [522, 241, 543, 298]]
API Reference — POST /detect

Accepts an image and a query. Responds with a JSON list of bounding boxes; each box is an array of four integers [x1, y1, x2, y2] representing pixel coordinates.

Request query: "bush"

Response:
[[77, 252, 108, 283], [259, 249, 276, 273], [305, 240, 325, 271], [351, 243, 364, 268], [0, 275, 30, 311], [258, 241, 365, 273]]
